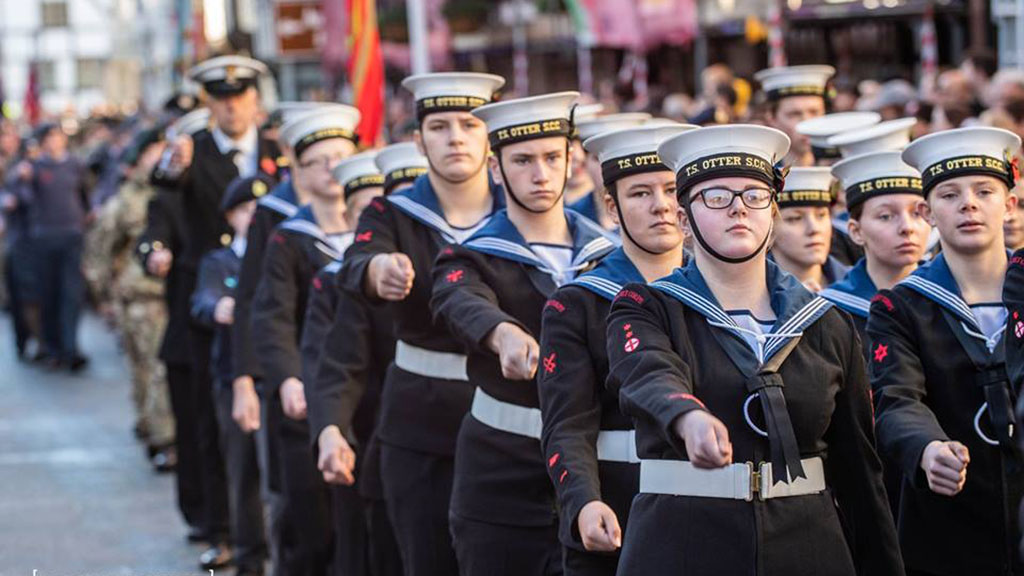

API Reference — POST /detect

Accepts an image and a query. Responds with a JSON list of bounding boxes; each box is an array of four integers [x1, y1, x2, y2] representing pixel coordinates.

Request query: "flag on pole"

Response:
[[23, 62, 40, 126], [348, 0, 384, 145]]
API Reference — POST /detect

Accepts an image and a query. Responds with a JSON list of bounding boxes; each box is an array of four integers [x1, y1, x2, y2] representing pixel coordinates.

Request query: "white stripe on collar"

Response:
[[323, 260, 343, 274], [900, 275, 977, 326], [572, 275, 623, 301], [279, 218, 326, 242], [387, 194, 487, 245], [259, 194, 298, 217], [762, 297, 832, 359], [819, 287, 871, 316]]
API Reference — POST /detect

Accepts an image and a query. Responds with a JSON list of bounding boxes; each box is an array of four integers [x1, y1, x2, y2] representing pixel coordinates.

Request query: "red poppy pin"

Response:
[[261, 156, 278, 176]]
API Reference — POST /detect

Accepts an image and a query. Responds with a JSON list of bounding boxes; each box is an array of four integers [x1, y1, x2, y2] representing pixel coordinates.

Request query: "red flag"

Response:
[[23, 62, 40, 126], [348, 0, 384, 145]]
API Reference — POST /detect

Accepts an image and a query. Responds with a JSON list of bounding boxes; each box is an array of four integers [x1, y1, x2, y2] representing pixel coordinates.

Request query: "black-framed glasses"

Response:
[[690, 186, 774, 210]]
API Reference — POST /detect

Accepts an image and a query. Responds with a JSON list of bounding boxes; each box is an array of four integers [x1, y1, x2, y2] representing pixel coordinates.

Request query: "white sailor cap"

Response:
[[576, 113, 653, 142], [472, 91, 580, 149], [188, 55, 270, 97], [827, 117, 917, 158], [754, 65, 835, 101], [280, 106, 361, 158], [331, 151, 384, 198], [831, 151, 922, 210], [583, 124, 698, 186], [658, 124, 790, 193], [167, 108, 211, 139], [573, 103, 605, 124], [796, 112, 882, 161], [778, 166, 834, 208], [271, 101, 327, 125], [374, 142, 429, 193], [401, 72, 505, 121], [902, 126, 1022, 196]]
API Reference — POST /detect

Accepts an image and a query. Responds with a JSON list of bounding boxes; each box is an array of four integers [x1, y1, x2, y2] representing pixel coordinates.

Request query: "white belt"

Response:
[[394, 340, 468, 381], [639, 457, 825, 501], [596, 430, 640, 463], [471, 388, 543, 439]]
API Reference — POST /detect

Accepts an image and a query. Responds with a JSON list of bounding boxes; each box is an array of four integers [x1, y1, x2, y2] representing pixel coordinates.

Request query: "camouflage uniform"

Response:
[[84, 175, 174, 446]]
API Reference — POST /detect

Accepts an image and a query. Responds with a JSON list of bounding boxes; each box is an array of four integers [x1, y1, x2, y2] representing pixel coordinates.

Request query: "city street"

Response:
[[0, 314, 201, 575]]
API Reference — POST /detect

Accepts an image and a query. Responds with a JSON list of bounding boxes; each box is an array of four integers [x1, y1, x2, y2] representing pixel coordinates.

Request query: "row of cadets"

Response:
[[297, 150, 388, 576], [769, 165, 850, 292], [603, 123, 903, 575], [430, 91, 617, 574], [338, 72, 506, 576], [136, 106, 213, 556], [870, 126, 1024, 576], [567, 110, 651, 229], [537, 122, 694, 575], [151, 54, 285, 570], [250, 105, 362, 576], [189, 175, 270, 576], [308, 142, 430, 576], [564, 103, 604, 214], [795, 111, 882, 265]]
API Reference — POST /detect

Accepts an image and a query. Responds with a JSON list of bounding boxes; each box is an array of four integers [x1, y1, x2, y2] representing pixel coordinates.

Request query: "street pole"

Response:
[[407, 0, 430, 75]]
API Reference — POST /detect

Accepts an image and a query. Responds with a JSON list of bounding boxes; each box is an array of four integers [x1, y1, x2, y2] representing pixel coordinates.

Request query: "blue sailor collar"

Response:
[[258, 177, 299, 218], [570, 247, 645, 301], [899, 251, 1009, 338], [820, 258, 876, 318], [567, 191, 599, 223], [824, 255, 852, 287], [651, 259, 833, 364], [278, 204, 352, 260], [463, 208, 617, 279], [386, 173, 506, 244]]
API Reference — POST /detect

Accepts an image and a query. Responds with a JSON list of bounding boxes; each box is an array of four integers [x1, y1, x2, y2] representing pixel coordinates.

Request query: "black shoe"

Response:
[[233, 566, 264, 576], [151, 446, 177, 473], [68, 354, 89, 373], [186, 526, 209, 543], [199, 545, 233, 570]]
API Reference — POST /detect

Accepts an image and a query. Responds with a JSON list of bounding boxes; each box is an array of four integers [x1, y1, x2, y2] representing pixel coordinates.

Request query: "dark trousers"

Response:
[[189, 326, 229, 544], [215, 383, 268, 571], [330, 483, 368, 576], [563, 547, 617, 576], [366, 498, 403, 576], [34, 232, 83, 361], [379, 444, 458, 576], [4, 241, 37, 354], [275, 407, 332, 576], [449, 513, 562, 576], [166, 363, 205, 529]]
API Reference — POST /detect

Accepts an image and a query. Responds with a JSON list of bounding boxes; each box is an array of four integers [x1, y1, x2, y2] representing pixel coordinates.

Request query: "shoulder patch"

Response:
[[615, 288, 644, 305], [1011, 253, 1024, 269], [544, 299, 565, 313], [445, 269, 464, 283], [871, 293, 895, 312], [873, 342, 889, 363], [356, 230, 373, 243]]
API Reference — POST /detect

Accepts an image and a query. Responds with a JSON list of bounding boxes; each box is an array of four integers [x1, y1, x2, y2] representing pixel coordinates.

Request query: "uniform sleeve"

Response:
[[251, 231, 303, 393], [824, 312, 905, 576], [339, 197, 399, 298], [300, 269, 337, 389], [867, 288, 949, 488], [1004, 250, 1024, 393], [191, 254, 226, 328], [431, 245, 523, 352], [538, 287, 602, 548], [308, 286, 374, 449], [135, 195, 172, 273], [605, 284, 702, 458], [232, 208, 273, 380]]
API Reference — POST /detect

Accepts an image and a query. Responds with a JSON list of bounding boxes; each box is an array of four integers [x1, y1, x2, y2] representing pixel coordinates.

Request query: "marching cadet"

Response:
[[309, 142, 426, 576], [136, 109, 213, 550], [770, 166, 850, 292], [564, 104, 602, 209], [754, 65, 834, 168], [298, 151, 385, 576], [604, 124, 903, 575], [870, 126, 1024, 576], [251, 105, 361, 576], [151, 55, 284, 570], [567, 112, 651, 229], [339, 72, 505, 576], [795, 112, 882, 265], [85, 126, 176, 470], [823, 148, 930, 351], [537, 123, 693, 576], [191, 175, 272, 576], [431, 91, 617, 574]]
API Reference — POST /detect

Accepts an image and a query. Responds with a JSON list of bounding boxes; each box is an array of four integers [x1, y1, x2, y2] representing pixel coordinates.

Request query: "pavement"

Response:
[[0, 313, 209, 576]]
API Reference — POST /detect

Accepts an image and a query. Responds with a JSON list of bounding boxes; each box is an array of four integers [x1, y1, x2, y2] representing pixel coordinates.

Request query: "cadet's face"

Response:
[[297, 138, 356, 199], [1003, 187, 1024, 251], [849, 194, 931, 269], [770, 96, 826, 158], [685, 176, 775, 261], [490, 137, 570, 213], [609, 171, 683, 254], [772, 206, 832, 269], [345, 186, 384, 229], [226, 200, 258, 236], [415, 111, 489, 183], [567, 140, 589, 187], [584, 153, 603, 190], [209, 87, 260, 138], [924, 175, 1016, 255]]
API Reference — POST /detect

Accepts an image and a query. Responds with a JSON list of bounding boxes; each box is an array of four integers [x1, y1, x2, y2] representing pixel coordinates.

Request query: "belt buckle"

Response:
[[749, 461, 768, 502]]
